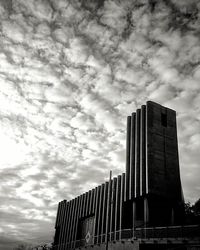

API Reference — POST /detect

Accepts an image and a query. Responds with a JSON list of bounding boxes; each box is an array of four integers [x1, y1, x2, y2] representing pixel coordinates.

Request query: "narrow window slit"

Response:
[[161, 113, 167, 127]]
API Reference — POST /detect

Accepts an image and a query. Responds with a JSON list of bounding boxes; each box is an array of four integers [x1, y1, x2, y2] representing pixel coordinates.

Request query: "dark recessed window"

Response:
[[161, 113, 167, 127]]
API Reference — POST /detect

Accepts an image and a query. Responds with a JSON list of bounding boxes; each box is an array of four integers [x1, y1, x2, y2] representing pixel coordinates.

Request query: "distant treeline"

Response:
[[185, 198, 200, 224]]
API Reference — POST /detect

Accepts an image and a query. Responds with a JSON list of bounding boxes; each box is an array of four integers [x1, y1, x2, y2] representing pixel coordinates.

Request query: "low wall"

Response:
[[74, 241, 139, 250]]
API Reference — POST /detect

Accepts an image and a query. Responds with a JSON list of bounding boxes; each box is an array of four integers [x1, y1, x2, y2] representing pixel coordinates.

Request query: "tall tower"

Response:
[[125, 101, 184, 227]]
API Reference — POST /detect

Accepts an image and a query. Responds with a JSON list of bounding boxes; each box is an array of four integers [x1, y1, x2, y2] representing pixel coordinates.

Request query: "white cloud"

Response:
[[52, 27, 73, 44], [149, 84, 176, 103], [0, 132, 28, 169], [100, 0, 127, 32], [2, 20, 25, 43], [15, 0, 53, 22], [70, 112, 94, 130]]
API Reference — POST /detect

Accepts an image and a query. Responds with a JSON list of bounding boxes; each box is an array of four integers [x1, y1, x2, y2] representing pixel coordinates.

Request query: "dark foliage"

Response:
[[185, 198, 200, 224], [13, 244, 32, 250]]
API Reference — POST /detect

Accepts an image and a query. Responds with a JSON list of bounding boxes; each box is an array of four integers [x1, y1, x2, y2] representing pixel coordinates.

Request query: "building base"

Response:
[[73, 240, 200, 250]]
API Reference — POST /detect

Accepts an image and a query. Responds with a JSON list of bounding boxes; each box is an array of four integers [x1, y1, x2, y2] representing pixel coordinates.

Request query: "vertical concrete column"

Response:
[[132, 201, 136, 239], [110, 178, 117, 241], [87, 190, 92, 216], [125, 116, 131, 201], [67, 200, 74, 244], [72, 198, 80, 248], [63, 201, 69, 246], [94, 186, 101, 244], [145, 103, 149, 194], [75, 195, 84, 243], [140, 105, 146, 196], [72, 198, 78, 243], [71, 197, 79, 245], [115, 175, 121, 241], [92, 187, 98, 215], [85, 191, 89, 217], [144, 198, 149, 227], [109, 180, 114, 241], [69, 200, 75, 246], [120, 173, 125, 240], [171, 207, 175, 225], [97, 184, 104, 243], [63, 202, 70, 248], [105, 177, 112, 244], [101, 182, 108, 243], [65, 201, 72, 245], [135, 109, 141, 197], [130, 113, 136, 200], [77, 195, 83, 233], [89, 189, 94, 215], [58, 201, 65, 250], [79, 194, 83, 218], [82, 193, 86, 218], [68, 198, 76, 244], [60, 200, 68, 250]]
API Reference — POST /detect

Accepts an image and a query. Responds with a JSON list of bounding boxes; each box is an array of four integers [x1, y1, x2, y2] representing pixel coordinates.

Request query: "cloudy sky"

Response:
[[0, 0, 200, 248]]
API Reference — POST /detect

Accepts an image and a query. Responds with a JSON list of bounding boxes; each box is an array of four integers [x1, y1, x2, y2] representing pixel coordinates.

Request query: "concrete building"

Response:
[[53, 101, 196, 250]]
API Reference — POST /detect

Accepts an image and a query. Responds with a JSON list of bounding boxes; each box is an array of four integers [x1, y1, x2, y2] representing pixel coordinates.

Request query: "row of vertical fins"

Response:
[[125, 105, 147, 201], [54, 174, 126, 247]]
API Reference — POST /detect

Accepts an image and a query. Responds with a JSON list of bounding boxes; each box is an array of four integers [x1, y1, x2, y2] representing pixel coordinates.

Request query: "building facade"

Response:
[[53, 101, 184, 249]]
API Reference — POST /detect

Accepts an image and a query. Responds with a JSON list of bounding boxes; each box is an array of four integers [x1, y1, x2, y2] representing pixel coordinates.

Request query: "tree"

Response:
[[184, 199, 200, 224], [193, 198, 200, 217], [14, 244, 32, 250]]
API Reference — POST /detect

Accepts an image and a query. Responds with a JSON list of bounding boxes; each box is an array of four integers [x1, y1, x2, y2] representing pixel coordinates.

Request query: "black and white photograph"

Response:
[[0, 0, 200, 249]]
